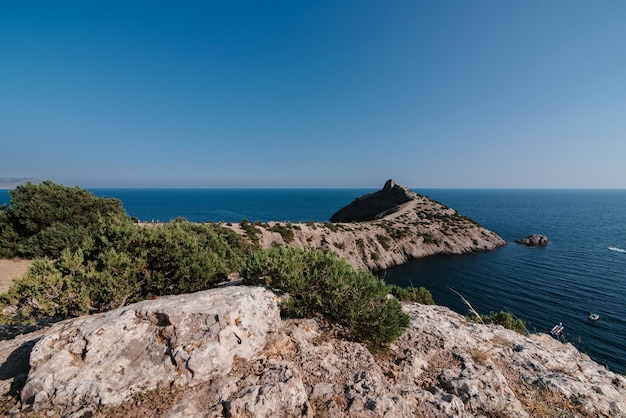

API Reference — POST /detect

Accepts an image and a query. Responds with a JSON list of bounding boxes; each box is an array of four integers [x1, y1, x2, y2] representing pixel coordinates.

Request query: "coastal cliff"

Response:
[[225, 180, 506, 271], [3, 286, 625, 417], [4, 181, 621, 417]]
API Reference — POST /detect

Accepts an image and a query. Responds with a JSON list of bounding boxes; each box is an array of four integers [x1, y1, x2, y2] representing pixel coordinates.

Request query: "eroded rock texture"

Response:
[[3, 286, 623, 417]]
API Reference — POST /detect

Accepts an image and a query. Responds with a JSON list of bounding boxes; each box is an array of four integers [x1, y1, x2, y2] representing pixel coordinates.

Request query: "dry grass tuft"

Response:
[[415, 350, 462, 389], [469, 346, 494, 364], [523, 386, 594, 418], [93, 383, 185, 418]]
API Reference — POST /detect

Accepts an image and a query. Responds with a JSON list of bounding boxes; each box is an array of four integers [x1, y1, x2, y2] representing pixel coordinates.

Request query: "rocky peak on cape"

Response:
[[330, 179, 415, 222]]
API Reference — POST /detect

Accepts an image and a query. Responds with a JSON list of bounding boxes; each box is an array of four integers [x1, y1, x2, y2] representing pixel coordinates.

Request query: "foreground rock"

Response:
[[516, 234, 550, 247], [3, 287, 625, 417], [225, 180, 506, 271]]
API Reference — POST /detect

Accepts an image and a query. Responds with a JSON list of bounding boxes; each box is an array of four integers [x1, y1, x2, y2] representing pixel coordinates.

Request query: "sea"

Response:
[[1, 188, 625, 373]]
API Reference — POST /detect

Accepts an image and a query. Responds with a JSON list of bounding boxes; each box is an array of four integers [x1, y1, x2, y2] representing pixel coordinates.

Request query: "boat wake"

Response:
[[608, 246, 626, 253]]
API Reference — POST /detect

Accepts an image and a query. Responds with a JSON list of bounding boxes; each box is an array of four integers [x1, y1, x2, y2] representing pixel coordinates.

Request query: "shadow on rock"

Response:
[[0, 337, 41, 395]]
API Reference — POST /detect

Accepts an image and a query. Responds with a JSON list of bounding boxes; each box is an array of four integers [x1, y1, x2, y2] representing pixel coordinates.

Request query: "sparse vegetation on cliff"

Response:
[[239, 219, 261, 245], [376, 234, 391, 250], [267, 222, 295, 242]]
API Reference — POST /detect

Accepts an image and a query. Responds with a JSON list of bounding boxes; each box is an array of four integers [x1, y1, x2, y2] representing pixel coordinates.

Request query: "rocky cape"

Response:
[[2, 286, 625, 417], [224, 180, 506, 271]]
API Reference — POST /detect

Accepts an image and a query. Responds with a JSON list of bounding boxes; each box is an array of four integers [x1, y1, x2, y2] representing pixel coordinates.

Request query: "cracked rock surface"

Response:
[[4, 286, 625, 417]]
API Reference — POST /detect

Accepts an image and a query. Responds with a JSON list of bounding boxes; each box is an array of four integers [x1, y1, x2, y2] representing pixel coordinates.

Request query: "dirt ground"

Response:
[[0, 258, 32, 294]]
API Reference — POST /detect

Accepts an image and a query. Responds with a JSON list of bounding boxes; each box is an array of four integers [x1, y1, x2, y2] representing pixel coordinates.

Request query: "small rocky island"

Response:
[[226, 179, 506, 271], [516, 234, 550, 247]]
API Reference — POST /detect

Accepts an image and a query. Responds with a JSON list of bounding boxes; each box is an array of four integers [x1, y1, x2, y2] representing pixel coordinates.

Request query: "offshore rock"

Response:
[[225, 179, 507, 271], [516, 234, 550, 247], [3, 286, 625, 417]]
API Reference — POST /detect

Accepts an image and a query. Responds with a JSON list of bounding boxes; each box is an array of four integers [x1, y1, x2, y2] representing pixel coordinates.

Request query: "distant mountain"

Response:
[[0, 177, 40, 189]]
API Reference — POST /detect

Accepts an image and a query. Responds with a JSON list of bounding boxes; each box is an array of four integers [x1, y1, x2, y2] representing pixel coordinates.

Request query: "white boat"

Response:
[[588, 312, 600, 321], [550, 322, 564, 337], [608, 246, 626, 253]]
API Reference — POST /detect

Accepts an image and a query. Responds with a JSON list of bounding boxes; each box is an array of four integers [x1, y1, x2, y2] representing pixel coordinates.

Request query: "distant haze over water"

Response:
[[1, 188, 625, 373]]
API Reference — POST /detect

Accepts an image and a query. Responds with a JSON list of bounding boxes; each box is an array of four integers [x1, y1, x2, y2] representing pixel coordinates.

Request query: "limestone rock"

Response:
[[516, 234, 549, 246], [5, 286, 625, 417], [19, 286, 281, 415]]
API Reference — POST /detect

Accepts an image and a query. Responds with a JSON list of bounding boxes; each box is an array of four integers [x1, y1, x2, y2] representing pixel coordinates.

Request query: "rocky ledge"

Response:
[[225, 180, 506, 271], [2, 286, 624, 417]]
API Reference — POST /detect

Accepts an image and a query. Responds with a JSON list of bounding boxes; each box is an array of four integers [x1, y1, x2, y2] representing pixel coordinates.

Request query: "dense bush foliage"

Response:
[[0, 181, 129, 258], [241, 247, 410, 351], [0, 219, 254, 323], [142, 220, 253, 295]]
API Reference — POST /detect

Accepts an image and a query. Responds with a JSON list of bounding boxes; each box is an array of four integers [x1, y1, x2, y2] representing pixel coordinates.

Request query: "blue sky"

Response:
[[2, 1, 625, 188]]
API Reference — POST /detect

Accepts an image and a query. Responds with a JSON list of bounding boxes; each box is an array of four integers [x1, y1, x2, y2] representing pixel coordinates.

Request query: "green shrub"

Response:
[[1, 247, 143, 322], [0, 220, 255, 324], [268, 223, 295, 243], [420, 233, 438, 244], [324, 223, 339, 232], [0, 208, 19, 258], [240, 219, 260, 245], [474, 311, 527, 334], [388, 284, 435, 305], [376, 234, 391, 250], [142, 222, 252, 295], [0, 181, 129, 258], [242, 247, 410, 351]]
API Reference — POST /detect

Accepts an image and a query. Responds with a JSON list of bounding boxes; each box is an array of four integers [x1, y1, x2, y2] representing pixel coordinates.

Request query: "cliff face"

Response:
[[226, 180, 506, 271], [4, 286, 625, 417]]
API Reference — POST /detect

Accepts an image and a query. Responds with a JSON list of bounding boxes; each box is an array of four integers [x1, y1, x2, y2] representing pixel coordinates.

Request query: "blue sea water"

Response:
[[381, 189, 626, 374], [93, 188, 377, 224], [1, 188, 625, 373]]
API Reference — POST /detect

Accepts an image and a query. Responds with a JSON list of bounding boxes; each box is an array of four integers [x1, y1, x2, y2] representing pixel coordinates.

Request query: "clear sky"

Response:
[[2, 1, 625, 188]]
